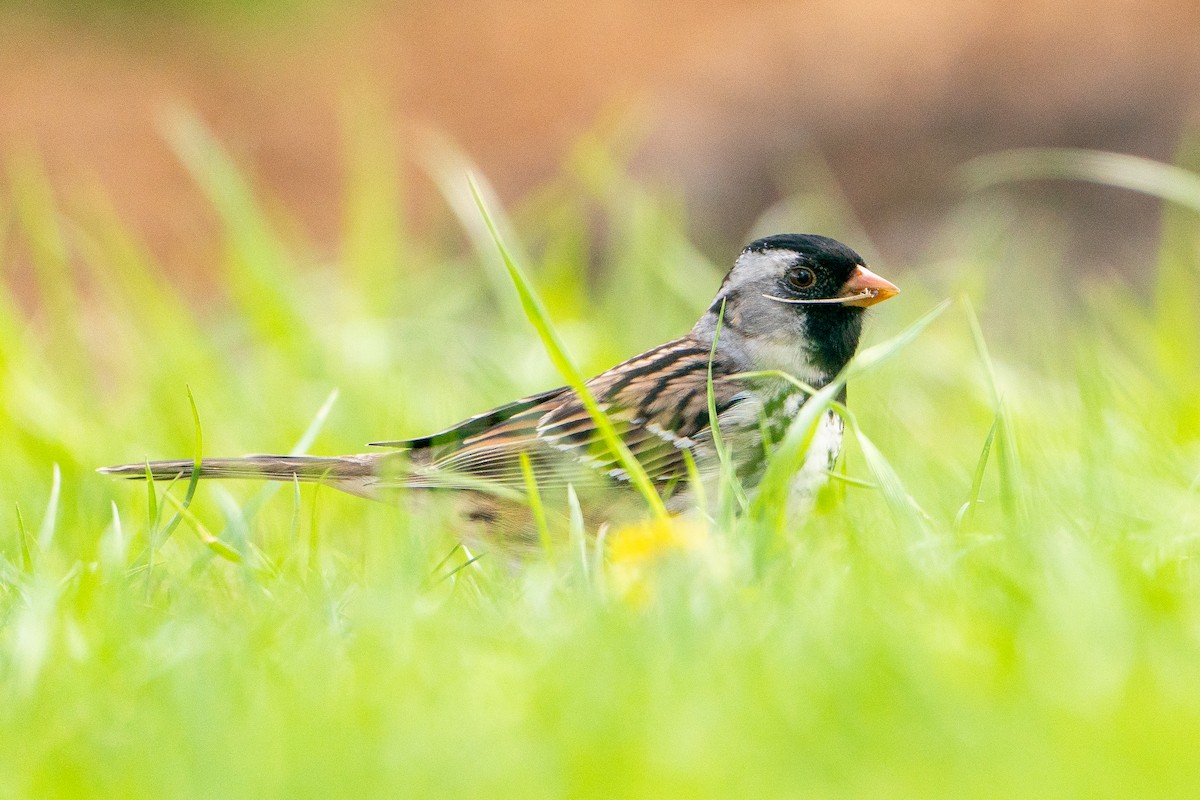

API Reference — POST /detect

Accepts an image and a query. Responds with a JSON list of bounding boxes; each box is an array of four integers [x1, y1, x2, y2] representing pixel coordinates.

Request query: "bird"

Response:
[[101, 234, 898, 558]]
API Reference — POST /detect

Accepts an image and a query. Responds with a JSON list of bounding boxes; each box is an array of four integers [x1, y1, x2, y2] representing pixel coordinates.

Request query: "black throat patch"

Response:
[[802, 306, 866, 377]]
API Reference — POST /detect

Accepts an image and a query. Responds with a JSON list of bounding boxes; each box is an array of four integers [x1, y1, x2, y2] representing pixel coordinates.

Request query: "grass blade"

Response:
[[824, 471, 877, 490], [419, 132, 525, 324], [15, 503, 32, 573], [748, 300, 947, 528], [707, 299, 748, 514], [6, 155, 80, 367], [962, 147, 1200, 213], [843, 410, 931, 534], [103, 500, 127, 568], [846, 299, 950, 379], [35, 464, 61, 551], [1151, 136, 1200, 402], [164, 107, 310, 351], [520, 450, 553, 558], [144, 461, 160, 531], [748, 379, 843, 529], [307, 479, 323, 577], [159, 386, 204, 541], [680, 447, 707, 517], [341, 86, 406, 314], [222, 388, 341, 532], [467, 174, 667, 519], [955, 413, 999, 531], [162, 493, 243, 564], [566, 485, 589, 582], [963, 297, 1026, 524]]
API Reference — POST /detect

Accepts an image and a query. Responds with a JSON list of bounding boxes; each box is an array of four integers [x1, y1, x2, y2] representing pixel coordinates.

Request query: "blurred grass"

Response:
[[2, 0, 351, 25], [1, 105, 1200, 798]]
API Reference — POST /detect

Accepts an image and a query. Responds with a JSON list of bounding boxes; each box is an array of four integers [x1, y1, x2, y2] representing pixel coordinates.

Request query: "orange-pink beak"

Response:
[[840, 265, 900, 307]]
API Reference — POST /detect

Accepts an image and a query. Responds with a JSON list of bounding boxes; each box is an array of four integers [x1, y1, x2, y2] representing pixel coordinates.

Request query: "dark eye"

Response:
[[786, 267, 816, 292]]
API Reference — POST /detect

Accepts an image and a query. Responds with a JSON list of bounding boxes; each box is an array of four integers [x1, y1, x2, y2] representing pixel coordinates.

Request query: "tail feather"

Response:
[[99, 454, 381, 497]]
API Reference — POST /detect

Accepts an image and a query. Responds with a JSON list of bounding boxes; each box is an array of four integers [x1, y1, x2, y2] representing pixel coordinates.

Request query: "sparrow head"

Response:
[[694, 234, 900, 381]]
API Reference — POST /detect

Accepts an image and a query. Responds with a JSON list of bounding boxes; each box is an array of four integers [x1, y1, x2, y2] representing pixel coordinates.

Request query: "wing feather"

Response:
[[367, 386, 568, 449], [382, 337, 756, 492]]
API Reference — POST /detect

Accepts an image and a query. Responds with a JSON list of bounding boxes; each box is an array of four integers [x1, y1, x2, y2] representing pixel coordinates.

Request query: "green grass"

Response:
[[6, 0, 352, 26], [2, 106, 1200, 798]]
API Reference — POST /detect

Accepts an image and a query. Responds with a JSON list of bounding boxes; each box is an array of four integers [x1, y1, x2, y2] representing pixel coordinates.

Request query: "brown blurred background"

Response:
[[2, 0, 1198, 283]]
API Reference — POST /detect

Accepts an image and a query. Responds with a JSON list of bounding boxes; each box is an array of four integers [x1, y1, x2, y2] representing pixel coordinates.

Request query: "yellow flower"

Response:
[[607, 516, 710, 603], [609, 516, 707, 562]]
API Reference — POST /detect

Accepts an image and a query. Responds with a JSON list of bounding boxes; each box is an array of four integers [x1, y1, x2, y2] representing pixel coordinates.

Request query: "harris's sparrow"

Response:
[[102, 234, 899, 555]]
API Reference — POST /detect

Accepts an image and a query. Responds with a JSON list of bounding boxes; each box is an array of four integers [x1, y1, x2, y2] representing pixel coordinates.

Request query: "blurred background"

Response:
[[5, 8, 1200, 794], [3, 0, 1198, 293]]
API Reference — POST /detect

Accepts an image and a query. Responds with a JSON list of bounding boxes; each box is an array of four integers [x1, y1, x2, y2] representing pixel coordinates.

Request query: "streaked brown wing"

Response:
[[396, 337, 751, 492], [368, 386, 569, 450]]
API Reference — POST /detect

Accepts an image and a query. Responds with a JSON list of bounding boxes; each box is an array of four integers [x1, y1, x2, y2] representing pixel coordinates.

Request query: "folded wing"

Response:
[[378, 337, 752, 493]]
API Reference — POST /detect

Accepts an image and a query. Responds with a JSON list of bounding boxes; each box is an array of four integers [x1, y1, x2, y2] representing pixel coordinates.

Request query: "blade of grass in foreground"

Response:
[[846, 299, 951, 380], [6, 156, 80, 364], [14, 503, 32, 573], [75, 191, 207, 357], [101, 501, 127, 568], [963, 297, 1027, 526], [731, 373, 918, 527], [1152, 137, 1200, 399], [157, 386, 204, 543], [419, 132, 526, 326], [841, 409, 933, 535], [161, 493, 243, 564], [748, 379, 845, 530], [143, 461, 160, 540], [955, 413, 998, 531], [307, 479, 324, 577], [217, 388, 341, 535], [961, 147, 1200, 213], [467, 175, 668, 520], [519, 450, 553, 558], [340, 86, 406, 316], [165, 108, 312, 352], [962, 145, 1200, 395], [35, 464, 61, 552], [749, 301, 948, 529], [707, 299, 748, 516], [566, 485, 589, 581]]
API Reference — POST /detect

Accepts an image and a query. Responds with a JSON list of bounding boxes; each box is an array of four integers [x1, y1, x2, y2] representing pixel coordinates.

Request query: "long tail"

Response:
[[99, 454, 383, 498]]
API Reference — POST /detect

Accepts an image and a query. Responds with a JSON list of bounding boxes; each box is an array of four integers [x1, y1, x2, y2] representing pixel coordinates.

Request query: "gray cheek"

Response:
[[740, 296, 806, 339]]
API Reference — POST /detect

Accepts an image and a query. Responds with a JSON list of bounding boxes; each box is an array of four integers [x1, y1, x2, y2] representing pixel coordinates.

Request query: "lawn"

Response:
[[2, 109, 1200, 798]]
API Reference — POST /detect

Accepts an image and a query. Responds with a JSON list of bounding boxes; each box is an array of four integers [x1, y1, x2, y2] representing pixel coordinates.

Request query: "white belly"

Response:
[[793, 409, 844, 500]]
